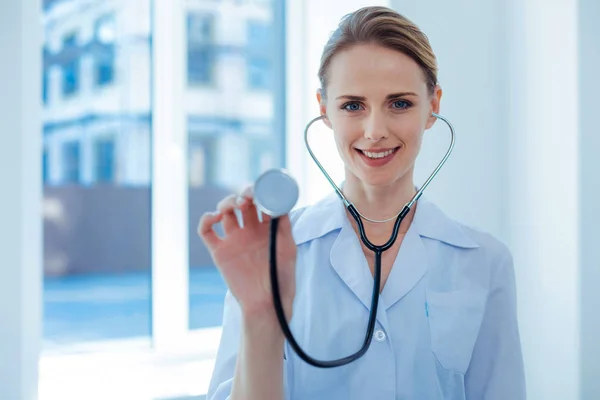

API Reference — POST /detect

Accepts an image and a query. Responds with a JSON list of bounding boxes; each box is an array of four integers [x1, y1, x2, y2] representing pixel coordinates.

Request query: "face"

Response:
[[317, 43, 442, 188]]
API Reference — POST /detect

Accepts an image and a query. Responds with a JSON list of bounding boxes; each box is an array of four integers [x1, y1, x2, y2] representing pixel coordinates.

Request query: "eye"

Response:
[[392, 100, 412, 110], [342, 102, 363, 112]]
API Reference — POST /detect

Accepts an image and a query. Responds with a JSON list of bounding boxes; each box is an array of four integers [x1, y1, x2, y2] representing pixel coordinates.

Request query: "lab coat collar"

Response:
[[292, 191, 480, 250], [291, 192, 345, 245], [291, 190, 481, 326]]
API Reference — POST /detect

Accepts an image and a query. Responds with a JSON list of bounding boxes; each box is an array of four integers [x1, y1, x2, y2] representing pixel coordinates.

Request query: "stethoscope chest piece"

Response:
[[254, 168, 299, 218]]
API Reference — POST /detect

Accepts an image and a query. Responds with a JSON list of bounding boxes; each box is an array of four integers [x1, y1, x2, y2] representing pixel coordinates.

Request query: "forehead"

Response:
[[326, 43, 426, 96]]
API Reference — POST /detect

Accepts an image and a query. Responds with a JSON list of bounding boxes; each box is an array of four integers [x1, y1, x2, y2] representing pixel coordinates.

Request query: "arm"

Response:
[[207, 291, 290, 400], [465, 250, 526, 399]]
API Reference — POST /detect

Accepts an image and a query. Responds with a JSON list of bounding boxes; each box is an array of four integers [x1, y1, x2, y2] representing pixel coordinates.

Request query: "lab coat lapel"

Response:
[[381, 221, 428, 310], [380, 195, 481, 309], [311, 192, 480, 320], [329, 221, 388, 327]]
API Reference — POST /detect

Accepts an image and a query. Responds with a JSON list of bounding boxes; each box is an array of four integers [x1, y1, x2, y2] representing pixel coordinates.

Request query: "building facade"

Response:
[[42, 0, 282, 191]]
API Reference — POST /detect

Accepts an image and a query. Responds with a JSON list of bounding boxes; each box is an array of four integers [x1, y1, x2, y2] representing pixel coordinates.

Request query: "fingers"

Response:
[[239, 184, 254, 199], [215, 193, 258, 234], [197, 211, 224, 249], [277, 214, 291, 231], [208, 186, 278, 236], [217, 195, 240, 235], [234, 197, 259, 230], [237, 186, 272, 225], [234, 185, 261, 227], [216, 194, 239, 213]]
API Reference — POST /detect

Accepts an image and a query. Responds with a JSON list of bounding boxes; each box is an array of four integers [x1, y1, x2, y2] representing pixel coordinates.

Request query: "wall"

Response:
[[507, 0, 581, 398], [578, 0, 600, 397], [0, 0, 42, 399]]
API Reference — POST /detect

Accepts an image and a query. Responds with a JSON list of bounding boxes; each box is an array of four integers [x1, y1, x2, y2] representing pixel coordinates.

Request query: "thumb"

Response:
[[276, 214, 294, 238]]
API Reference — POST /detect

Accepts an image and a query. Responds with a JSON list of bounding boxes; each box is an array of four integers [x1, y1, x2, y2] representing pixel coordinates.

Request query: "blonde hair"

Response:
[[318, 6, 438, 96]]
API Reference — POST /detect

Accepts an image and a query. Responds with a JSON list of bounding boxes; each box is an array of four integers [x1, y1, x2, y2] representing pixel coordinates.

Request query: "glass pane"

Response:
[[187, 0, 285, 332], [40, 0, 152, 396]]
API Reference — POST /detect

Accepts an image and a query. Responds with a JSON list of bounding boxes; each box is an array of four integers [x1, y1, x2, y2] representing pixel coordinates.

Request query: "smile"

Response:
[[355, 146, 401, 167], [358, 147, 400, 159]]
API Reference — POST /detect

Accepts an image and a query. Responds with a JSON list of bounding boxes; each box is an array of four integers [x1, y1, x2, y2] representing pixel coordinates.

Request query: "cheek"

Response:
[[331, 120, 362, 147], [393, 119, 424, 145]]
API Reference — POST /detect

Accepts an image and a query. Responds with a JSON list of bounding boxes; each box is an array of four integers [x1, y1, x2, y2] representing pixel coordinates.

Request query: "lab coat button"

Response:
[[374, 330, 386, 342]]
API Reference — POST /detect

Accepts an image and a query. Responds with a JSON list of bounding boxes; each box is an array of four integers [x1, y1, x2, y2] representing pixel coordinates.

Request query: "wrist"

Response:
[[240, 295, 293, 322], [242, 304, 281, 327], [241, 308, 285, 342]]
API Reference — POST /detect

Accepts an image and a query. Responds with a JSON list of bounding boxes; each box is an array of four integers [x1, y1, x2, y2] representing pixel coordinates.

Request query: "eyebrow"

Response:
[[335, 92, 419, 101]]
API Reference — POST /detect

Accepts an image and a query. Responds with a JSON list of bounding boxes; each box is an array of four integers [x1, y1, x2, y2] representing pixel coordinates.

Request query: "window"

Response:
[[40, 2, 153, 397], [95, 138, 115, 182], [42, 0, 152, 365], [187, 0, 286, 337], [43, 69, 49, 104], [188, 47, 214, 85], [95, 47, 115, 86], [247, 57, 270, 89], [246, 21, 271, 90], [62, 141, 80, 183], [247, 21, 271, 48], [42, 46, 50, 104], [188, 13, 213, 43], [188, 136, 217, 188], [42, 149, 49, 183], [94, 15, 116, 86], [187, 13, 215, 85], [61, 33, 80, 96], [36, 0, 284, 397]]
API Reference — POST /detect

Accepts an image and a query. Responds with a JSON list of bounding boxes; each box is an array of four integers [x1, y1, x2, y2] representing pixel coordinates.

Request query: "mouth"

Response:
[[358, 147, 400, 159], [355, 146, 401, 167]]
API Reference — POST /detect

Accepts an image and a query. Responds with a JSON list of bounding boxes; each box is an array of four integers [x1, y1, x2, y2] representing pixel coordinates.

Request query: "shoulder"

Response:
[[459, 223, 512, 263], [288, 192, 345, 246], [417, 197, 511, 260], [416, 198, 514, 289], [454, 221, 514, 285]]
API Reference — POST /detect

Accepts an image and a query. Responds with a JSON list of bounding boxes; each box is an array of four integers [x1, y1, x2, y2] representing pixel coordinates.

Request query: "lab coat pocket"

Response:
[[426, 289, 486, 373]]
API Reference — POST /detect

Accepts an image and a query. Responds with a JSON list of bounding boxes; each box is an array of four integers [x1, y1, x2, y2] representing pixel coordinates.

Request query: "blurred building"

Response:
[[41, 0, 283, 276], [42, 0, 281, 190]]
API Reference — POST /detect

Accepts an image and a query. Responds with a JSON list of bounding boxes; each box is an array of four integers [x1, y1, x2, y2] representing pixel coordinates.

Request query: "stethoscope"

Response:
[[252, 112, 456, 368]]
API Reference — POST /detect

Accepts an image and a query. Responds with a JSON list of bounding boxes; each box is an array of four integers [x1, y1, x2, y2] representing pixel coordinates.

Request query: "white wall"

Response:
[[578, 0, 600, 397], [0, 0, 42, 399], [507, 1, 581, 398]]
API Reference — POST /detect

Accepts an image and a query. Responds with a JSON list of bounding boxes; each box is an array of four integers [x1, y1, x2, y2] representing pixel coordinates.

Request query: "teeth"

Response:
[[361, 148, 396, 159]]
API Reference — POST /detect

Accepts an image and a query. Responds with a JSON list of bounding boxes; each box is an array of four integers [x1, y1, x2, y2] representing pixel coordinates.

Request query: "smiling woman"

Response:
[[203, 6, 526, 400], [317, 31, 441, 197]]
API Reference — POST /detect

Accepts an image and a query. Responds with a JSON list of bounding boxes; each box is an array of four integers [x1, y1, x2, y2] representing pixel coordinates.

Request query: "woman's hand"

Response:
[[198, 187, 297, 321]]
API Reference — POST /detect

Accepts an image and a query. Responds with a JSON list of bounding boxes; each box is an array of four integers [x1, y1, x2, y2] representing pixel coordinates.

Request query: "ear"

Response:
[[316, 89, 332, 129], [425, 85, 443, 130]]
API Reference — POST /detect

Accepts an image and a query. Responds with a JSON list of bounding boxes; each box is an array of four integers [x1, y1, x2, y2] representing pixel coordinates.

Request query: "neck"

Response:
[[342, 170, 418, 242]]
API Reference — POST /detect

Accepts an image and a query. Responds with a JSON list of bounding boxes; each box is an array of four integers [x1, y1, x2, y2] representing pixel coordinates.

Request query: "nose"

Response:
[[363, 112, 389, 141]]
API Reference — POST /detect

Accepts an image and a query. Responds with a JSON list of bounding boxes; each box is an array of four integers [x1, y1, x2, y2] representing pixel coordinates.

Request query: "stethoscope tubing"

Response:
[[269, 112, 456, 368]]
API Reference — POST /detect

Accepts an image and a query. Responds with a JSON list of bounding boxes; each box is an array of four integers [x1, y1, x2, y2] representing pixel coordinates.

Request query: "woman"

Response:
[[199, 6, 525, 400]]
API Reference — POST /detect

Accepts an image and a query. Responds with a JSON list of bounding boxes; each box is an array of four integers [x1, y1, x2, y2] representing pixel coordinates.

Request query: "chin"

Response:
[[356, 171, 401, 188]]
